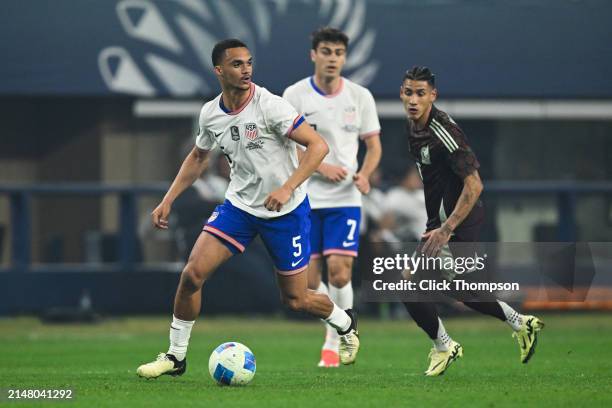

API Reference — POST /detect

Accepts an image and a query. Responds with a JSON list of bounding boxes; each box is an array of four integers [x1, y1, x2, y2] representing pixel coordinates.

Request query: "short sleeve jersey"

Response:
[[196, 83, 305, 219], [283, 77, 380, 209], [407, 105, 484, 233]]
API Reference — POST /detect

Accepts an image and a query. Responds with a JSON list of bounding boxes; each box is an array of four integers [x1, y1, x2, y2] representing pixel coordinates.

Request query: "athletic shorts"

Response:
[[419, 219, 485, 281], [203, 197, 311, 275], [310, 206, 361, 259]]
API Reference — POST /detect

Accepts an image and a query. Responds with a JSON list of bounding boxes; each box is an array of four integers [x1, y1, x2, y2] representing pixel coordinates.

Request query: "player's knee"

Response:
[[327, 257, 352, 287], [329, 273, 351, 287], [281, 293, 309, 312], [180, 263, 206, 292]]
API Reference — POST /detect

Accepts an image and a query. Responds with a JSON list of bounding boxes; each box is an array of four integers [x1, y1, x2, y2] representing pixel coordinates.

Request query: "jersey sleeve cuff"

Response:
[[359, 130, 381, 140], [286, 115, 305, 137]]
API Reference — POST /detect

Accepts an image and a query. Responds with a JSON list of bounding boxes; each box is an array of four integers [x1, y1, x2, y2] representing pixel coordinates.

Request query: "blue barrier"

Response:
[[0, 183, 168, 273], [1, 182, 611, 273]]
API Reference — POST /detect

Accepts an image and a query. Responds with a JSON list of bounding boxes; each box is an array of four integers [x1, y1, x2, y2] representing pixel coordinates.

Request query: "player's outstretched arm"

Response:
[[152, 146, 210, 229], [421, 170, 483, 256], [264, 124, 328, 211], [353, 135, 382, 194]]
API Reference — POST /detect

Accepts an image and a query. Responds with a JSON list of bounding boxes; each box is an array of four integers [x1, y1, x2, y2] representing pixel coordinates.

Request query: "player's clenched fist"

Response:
[[151, 200, 172, 229], [264, 185, 294, 212]]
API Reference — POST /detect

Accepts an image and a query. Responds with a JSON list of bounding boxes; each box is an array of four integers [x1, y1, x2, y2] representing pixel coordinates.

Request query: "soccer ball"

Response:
[[208, 342, 256, 386]]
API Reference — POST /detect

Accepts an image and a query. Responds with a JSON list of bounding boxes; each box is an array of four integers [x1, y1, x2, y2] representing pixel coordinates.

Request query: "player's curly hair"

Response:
[[212, 39, 248, 66], [311, 27, 349, 50], [404, 66, 436, 88]]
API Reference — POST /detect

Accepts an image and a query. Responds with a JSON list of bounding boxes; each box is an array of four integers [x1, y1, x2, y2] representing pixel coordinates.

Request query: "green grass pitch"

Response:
[[1, 314, 611, 407]]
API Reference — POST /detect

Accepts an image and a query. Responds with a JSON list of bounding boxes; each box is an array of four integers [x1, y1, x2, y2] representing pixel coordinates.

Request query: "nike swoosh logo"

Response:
[[291, 258, 304, 267], [170, 325, 180, 331], [342, 241, 356, 247], [304, 111, 317, 117], [214, 132, 222, 138]]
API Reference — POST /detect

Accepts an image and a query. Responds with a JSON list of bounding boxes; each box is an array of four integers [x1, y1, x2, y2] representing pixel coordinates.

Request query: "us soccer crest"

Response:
[[342, 106, 358, 132], [420, 145, 431, 164], [344, 106, 357, 124], [245, 123, 258, 140]]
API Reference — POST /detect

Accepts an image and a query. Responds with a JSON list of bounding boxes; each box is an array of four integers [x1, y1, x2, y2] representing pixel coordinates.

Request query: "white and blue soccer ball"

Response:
[[208, 342, 256, 386]]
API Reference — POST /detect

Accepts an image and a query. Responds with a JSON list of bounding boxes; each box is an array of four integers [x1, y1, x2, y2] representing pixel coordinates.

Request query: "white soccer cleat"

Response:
[[137, 353, 186, 379], [338, 309, 360, 365]]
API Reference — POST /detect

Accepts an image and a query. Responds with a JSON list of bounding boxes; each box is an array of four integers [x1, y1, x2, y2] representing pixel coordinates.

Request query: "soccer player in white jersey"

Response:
[[136, 39, 360, 379], [283, 28, 382, 367]]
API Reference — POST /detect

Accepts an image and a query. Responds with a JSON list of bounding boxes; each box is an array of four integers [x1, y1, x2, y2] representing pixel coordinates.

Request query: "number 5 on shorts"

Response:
[[292, 235, 302, 257]]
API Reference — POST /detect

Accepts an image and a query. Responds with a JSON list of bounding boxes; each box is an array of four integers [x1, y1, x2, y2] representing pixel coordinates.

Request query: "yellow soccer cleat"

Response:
[[137, 353, 187, 379], [513, 315, 545, 363], [424, 341, 463, 376], [338, 309, 360, 365]]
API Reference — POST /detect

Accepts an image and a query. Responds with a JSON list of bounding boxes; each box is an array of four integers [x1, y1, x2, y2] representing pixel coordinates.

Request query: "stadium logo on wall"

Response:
[[245, 123, 258, 140], [230, 126, 240, 141], [98, 0, 379, 97]]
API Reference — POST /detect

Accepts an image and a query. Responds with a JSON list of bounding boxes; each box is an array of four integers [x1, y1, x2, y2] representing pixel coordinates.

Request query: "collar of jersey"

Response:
[[424, 104, 438, 129], [309, 76, 344, 98], [219, 83, 255, 115]]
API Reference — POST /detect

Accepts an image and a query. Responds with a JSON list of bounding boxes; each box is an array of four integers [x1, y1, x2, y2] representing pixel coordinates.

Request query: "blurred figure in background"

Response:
[[138, 141, 230, 261], [374, 165, 427, 246], [360, 168, 387, 235], [171, 142, 229, 259]]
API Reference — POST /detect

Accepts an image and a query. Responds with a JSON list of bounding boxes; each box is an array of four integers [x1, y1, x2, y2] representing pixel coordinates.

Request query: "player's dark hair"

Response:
[[404, 66, 436, 88], [211, 39, 248, 66], [311, 27, 349, 50]]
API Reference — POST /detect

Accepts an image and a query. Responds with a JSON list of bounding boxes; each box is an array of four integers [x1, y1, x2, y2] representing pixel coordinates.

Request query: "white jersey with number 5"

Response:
[[196, 83, 306, 219], [283, 76, 380, 209]]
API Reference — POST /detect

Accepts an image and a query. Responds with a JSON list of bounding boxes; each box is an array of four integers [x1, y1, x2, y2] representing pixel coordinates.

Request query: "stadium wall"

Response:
[[1, 0, 610, 98]]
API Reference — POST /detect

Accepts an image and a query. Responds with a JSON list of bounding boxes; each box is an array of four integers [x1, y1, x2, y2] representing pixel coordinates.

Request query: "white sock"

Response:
[[323, 329, 340, 350], [167, 315, 195, 361], [497, 301, 523, 331], [324, 303, 352, 333], [316, 282, 339, 349], [433, 318, 453, 352], [329, 282, 353, 310], [316, 281, 329, 296], [325, 282, 353, 350]]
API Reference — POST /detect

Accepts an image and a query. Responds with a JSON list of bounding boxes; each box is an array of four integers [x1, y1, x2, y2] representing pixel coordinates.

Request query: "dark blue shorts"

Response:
[[204, 198, 311, 275], [309, 207, 361, 259]]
